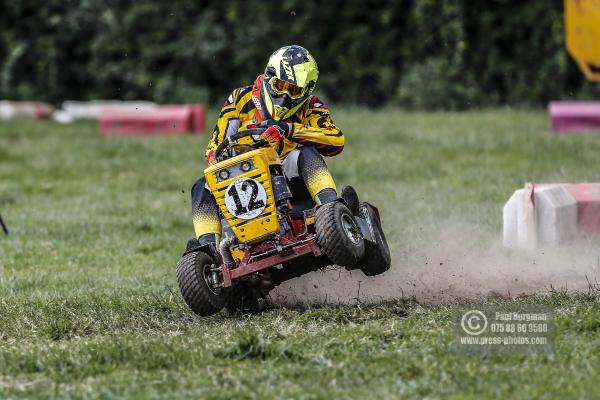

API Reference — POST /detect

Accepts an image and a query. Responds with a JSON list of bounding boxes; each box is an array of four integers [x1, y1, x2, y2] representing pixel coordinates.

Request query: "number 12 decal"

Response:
[[224, 178, 267, 220]]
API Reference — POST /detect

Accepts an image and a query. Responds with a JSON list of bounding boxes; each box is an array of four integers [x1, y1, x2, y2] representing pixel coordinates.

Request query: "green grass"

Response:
[[1, 109, 600, 399]]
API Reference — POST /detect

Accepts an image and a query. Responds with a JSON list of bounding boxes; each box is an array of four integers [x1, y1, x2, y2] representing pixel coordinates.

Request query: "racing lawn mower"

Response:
[[176, 128, 391, 315]]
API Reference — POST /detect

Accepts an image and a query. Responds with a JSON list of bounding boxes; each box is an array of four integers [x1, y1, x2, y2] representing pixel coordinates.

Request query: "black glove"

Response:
[[257, 119, 293, 139]]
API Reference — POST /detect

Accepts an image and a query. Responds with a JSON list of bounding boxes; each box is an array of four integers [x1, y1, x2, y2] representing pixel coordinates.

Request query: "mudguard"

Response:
[[358, 202, 383, 244]]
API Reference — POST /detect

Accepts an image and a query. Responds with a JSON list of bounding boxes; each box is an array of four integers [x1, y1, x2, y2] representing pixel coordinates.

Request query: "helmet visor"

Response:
[[269, 77, 305, 99]]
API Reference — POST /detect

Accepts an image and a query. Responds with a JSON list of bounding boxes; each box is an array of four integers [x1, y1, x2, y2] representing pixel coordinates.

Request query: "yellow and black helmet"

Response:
[[262, 45, 319, 120]]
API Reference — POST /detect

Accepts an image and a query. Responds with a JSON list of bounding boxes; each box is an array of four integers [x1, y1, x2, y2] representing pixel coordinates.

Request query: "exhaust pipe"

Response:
[[219, 236, 236, 268]]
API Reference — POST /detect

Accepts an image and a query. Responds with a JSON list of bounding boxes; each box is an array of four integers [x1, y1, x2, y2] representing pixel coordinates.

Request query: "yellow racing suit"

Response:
[[206, 75, 344, 161]]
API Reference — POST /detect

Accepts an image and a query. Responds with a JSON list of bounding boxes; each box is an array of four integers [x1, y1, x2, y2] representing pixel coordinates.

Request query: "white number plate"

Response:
[[224, 178, 267, 220]]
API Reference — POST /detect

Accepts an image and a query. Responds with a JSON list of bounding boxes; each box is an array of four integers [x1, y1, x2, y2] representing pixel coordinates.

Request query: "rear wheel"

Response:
[[176, 251, 225, 316], [315, 201, 365, 267], [359, 203, 391, 276]]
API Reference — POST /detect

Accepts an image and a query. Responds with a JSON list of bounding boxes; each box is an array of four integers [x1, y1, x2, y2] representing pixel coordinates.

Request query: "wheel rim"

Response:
[[341, 213, 361, 245], [202, 263, 222, 296]]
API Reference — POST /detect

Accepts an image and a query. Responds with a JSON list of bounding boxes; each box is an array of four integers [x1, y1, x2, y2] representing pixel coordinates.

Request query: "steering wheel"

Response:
[[214, 127, 268, 161]]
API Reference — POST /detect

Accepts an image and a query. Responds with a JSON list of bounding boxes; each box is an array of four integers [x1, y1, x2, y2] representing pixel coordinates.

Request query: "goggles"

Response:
[[269, 77, 305, 99]]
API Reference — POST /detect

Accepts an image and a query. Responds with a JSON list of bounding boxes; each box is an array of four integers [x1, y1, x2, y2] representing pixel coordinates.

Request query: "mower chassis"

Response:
[[221, 234, 321, 287]]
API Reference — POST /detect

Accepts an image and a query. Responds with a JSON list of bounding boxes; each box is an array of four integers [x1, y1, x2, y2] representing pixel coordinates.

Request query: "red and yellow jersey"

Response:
[[205, 75, 344, 163]]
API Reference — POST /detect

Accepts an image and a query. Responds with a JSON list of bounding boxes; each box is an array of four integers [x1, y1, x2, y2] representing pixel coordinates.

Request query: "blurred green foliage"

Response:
[[0, 0, 595, 109]]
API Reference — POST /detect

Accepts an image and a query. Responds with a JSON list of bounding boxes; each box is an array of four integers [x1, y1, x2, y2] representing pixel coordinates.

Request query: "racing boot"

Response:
[[315, 188, 337, 205], [185, 233, 217, 253]]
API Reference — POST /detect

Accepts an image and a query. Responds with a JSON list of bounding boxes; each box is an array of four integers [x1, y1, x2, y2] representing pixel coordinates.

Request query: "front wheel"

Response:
[[315, 201, 365, 267], [176, 251, 225, 316]]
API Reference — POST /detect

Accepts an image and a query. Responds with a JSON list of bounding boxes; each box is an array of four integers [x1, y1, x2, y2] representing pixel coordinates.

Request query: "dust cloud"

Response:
[[269, 224, 600, 306]]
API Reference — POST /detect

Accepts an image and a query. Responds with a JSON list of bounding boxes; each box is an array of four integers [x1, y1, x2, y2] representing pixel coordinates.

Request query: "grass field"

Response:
[[1, 109, 600, 398]]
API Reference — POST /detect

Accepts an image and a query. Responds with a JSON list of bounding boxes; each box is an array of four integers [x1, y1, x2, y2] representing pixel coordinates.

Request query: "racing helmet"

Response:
[[262, 45, 319, 120]]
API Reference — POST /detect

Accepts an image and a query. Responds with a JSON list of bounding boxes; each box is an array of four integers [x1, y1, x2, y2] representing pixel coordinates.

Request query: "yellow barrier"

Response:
[[565, 0, 600, 81]]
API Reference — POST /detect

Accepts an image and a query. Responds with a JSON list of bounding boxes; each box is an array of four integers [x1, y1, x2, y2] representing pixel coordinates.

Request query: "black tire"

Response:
[[359, 203, 391, 276], [176, 251, 225, 316], [315, 201, 365, 267]]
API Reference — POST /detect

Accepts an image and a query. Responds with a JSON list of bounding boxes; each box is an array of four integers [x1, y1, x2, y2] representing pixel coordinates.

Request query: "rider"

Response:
[[191, 45, 345, 246]]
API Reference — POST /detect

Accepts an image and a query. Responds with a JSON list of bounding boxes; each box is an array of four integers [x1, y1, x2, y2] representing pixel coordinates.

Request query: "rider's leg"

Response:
[[283, 146, 337, 205], [191, 177, 221, 244]]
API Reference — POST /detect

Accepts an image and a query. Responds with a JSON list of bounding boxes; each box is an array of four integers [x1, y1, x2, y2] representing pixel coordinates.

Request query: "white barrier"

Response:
[[503, 184, 580, 250], [503, 186, 536, 250], [0, 101, 54, 120], [535, 185, 578, 244], [54, 100, 157, 122]]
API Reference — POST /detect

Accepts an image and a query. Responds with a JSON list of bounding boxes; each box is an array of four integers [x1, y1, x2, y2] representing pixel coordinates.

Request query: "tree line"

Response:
[[0, 0, 595, 109]]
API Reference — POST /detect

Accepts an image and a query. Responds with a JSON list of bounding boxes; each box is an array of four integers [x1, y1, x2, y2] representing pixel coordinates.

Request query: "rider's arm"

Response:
[[291, 97, 344, 157], [205, 90, 241, 163]]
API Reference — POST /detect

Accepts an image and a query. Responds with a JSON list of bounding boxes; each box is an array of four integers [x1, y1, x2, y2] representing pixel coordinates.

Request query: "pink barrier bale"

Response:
[[562, 184, 600, 235], [0, 101, 54, 120], [29, 102, 55, 119], [190, 105, 206, 132], [99, 104, 205, 136], [548, 101, 600, 134]]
